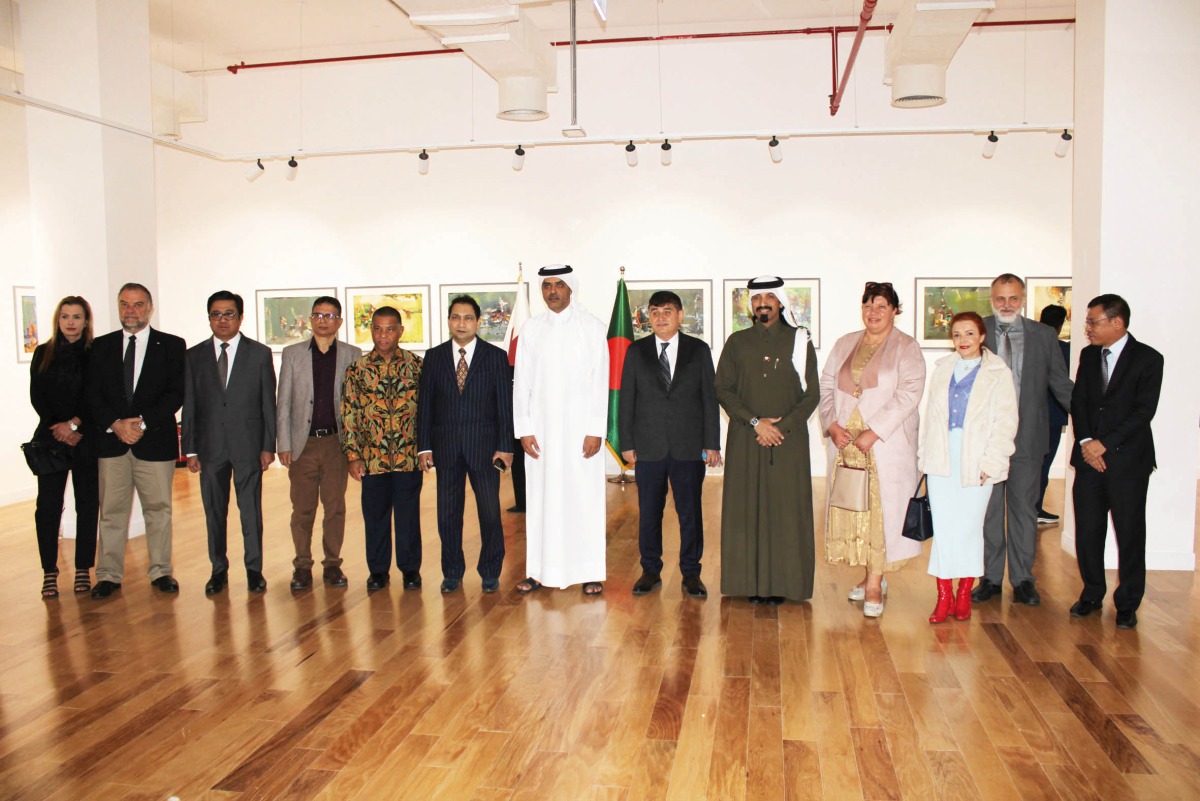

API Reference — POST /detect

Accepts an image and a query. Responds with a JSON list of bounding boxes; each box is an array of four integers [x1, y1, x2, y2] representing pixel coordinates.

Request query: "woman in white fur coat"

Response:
[[918, 312, 1018, 623]]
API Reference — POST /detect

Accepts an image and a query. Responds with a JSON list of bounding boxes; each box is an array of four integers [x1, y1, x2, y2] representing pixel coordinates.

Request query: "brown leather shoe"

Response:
[[290, 569, 313, 590], [323, 566, 348, 587]]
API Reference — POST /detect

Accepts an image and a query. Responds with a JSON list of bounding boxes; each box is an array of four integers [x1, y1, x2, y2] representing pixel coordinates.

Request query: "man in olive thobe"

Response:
[[715, 276, 820, 604]]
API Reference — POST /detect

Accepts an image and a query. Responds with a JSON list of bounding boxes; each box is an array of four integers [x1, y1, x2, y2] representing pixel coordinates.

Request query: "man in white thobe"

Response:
[[513, 265, 609, 595]]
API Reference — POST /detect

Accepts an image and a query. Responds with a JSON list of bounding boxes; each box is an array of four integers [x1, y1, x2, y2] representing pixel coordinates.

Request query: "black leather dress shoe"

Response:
[[748, 595, 764, 604], [247, 570, 267, 593], [290, 569, 313, 590], [1069, 598, 1103, 617], [440, 578, 460, 593], [1115, 609, 1138, 629], [205, 571, 227, 595], [91, 580, 121, 599], [151, 576, 179, 593], [323, 567, 348, 587], [507, 505, 526, 513], [765, 596, 786, 606], [481, 578, 500, 593], [971, 578, 1002, 603], [366, 572, 389, 591], [682, 575, 708, 598], [1013, 580, 1041, 606], [402, 571, 422, 590], [632, 571, 662, 596]]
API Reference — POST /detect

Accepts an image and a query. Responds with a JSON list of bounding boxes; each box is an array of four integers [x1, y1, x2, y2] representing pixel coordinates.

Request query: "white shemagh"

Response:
[[745, 275, 811, 391]]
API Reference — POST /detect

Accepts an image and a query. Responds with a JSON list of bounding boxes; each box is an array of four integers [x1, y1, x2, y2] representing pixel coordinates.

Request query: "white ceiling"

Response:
[[146, 0, 1076, 70]]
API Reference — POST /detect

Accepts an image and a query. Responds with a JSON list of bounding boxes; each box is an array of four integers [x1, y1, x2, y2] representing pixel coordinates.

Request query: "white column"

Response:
[[20, 0, 156, 533], [1066, 0, 1199, 570], [21, 0, 157, 333]]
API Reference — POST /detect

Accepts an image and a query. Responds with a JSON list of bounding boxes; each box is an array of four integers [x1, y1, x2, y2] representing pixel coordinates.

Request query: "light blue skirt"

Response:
[[927, 429, 994, 579]]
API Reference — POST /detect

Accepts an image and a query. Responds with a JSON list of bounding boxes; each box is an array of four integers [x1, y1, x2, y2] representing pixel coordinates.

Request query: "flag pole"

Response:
[[607, 264, 635, 484]]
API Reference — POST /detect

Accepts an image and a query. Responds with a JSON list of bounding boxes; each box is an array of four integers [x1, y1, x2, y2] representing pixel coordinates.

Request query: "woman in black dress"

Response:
[[30, 296, 98, 598]]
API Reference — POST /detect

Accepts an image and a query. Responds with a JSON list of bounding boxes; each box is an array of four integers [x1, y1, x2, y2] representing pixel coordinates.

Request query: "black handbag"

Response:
[[21, 439, 73, 476], [902, 475, 933, 542]]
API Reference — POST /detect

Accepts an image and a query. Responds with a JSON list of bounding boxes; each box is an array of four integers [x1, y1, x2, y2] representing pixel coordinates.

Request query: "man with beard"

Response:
[[974, 274, 1073, 606], [715, 276, 820, 604]]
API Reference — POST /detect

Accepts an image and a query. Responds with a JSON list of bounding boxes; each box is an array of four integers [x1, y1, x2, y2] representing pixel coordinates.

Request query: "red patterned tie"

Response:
[[456, 348, 468, 394]]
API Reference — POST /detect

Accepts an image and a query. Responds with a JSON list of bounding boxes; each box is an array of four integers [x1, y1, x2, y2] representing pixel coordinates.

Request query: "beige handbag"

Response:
[[829, 464, 870, 512]]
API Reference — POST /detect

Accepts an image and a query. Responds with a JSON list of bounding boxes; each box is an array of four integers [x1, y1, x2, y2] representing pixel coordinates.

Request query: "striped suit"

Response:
[[417, 338, 514, 581]]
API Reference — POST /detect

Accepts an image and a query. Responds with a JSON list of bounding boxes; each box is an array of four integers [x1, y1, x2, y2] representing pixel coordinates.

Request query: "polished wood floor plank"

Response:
[[705, 676, 751, 801], [1, 474, 1196, 800], [781, 739, 822, 801]]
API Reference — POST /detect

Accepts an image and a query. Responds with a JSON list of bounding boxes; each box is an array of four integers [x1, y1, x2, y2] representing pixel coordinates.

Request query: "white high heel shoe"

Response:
[[847, 577, 888, 601]]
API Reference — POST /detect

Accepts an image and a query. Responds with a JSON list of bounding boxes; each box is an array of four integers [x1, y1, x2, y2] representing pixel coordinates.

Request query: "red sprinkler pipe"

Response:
[[830, 0, 878, 117]]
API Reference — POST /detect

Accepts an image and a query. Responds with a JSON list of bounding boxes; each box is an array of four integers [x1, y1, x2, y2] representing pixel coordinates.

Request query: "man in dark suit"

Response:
[[182, 291, 278, 595], [973, 274, 1074, 607], [418, 295, 514, 593], [618, 290, 721, 598], [1069, 294, 1162, 630], [86, 282, 186, 598]]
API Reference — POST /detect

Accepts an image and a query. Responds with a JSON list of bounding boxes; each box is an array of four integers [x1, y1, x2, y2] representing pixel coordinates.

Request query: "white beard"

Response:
[[993, 308, 1020, 324]]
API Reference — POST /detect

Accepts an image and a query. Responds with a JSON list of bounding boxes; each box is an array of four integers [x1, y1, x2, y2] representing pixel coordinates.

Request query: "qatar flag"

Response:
[[502, 275, 531, 366]]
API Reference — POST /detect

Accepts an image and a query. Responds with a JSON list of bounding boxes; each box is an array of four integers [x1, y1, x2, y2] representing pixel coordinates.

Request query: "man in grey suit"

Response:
[[182, 291, 278, 595], [618, 290, 722, 599], [277, 296, 362, 591], [973, 274, 1073, 606]]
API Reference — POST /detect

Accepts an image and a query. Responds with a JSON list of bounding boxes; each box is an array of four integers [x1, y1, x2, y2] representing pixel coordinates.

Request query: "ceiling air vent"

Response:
[[890, 63, 947, 108]]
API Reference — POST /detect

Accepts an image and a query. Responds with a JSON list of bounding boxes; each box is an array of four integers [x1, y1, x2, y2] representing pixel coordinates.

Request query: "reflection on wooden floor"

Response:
[[1, 470, 1197, 800]]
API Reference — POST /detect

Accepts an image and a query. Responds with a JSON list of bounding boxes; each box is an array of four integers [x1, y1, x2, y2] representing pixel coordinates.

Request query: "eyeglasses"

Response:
[[208, 311, 239, 321], [864, 281, 893, 291], [311, 312, 341, 321], [1083, 316, 1113, 328]]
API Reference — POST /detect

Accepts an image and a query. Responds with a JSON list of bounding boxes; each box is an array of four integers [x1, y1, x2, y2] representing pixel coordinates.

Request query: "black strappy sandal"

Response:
[[41, 571, 60, 600], [73, 570, 92, 594], [516, 577, 543, 594]]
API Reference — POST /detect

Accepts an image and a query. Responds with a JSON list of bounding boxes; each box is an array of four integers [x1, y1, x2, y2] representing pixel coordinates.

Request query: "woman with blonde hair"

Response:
[[918, 312, 1018, 622], [29, 296, 98, 598], [820, 282, 926, 617]]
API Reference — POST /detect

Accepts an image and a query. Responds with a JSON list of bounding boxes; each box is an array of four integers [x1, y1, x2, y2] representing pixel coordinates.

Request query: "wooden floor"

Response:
[[1, 470, 1198, 801]]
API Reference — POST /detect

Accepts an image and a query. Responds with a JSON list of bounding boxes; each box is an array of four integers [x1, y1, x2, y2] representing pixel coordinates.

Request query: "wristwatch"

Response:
[[69, 421, 78, 432], [138, 416, 147, 431], [750, 417, 760, 427]]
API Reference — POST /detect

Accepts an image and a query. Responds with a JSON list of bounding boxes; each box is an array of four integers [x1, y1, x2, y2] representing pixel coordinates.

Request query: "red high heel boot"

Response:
[[929, 578, 956, 623], [954, 577, 975, 621]]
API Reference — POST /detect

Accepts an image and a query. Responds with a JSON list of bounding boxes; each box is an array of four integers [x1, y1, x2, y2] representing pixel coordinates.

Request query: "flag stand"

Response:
[[605, 265, 635, 485], [607, 467, 635, 484]]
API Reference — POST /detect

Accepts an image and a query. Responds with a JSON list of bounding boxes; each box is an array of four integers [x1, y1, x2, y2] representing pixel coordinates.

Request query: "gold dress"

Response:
[[825, 342, 911, 573]]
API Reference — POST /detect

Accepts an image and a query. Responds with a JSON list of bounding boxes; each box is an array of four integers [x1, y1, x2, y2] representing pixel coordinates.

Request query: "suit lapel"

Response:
[[674, 336, 693, 382]]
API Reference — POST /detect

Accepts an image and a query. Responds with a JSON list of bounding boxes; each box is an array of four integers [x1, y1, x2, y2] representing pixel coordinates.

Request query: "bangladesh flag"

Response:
[[605, 278, 633, 467]]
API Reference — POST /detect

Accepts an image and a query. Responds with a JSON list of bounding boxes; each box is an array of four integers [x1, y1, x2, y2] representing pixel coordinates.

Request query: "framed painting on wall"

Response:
[[440, 283, 526, 345], [345, 285, 432, 351], [13, 286, 36, 363], [722, 278, 820, 347], [1025, 277, 1072, 341], [256, 288, 337, 353], [625, 279, 713, 347], [914, 278, 994, 348]]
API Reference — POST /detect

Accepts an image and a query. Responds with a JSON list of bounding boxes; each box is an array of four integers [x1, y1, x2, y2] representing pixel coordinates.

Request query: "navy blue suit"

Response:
[[417, 338, 514, 581]]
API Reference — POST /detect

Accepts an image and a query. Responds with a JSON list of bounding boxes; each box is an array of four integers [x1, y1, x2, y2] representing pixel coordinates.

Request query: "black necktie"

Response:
[[217, 342, 229, 389], [659, 342, 672, 391], [1101, 348, 1111, 393], [123, 334, 136, 403]]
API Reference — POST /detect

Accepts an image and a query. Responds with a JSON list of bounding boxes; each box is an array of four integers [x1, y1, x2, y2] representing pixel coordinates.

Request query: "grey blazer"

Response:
[[181, 335, 277, 462], [276, 338, 362, 460], [983, 315, 1073, 459]]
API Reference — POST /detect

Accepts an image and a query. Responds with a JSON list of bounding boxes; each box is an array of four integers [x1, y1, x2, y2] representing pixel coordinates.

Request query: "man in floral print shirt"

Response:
[[341, 306, 424, 591]]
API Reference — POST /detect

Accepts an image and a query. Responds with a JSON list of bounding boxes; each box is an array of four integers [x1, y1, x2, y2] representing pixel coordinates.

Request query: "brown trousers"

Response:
[[289, 434, 349, 569]]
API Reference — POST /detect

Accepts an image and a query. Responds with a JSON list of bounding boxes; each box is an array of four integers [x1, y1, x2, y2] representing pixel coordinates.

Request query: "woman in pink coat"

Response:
[[819, 282, 926, 617]]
